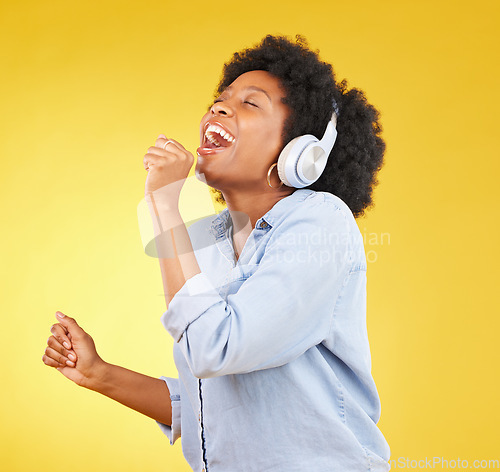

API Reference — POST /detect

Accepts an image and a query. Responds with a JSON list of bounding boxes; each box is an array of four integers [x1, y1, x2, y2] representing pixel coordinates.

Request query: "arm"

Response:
[[42, 312, 173, 425], [145, 193, 201, 309], [142, 135, 200, 309], [88, 363, 173, 426]]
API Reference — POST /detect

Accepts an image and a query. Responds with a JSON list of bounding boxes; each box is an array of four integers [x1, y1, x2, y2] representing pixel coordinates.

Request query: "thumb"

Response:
[[55, 311, 85, 338]]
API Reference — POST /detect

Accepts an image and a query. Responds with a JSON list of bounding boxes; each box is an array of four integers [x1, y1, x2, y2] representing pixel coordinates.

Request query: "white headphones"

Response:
[[277, 108, 338, 188]]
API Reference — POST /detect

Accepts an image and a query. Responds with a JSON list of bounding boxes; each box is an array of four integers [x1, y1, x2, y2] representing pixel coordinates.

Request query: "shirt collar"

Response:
[[208, 189, 315, 239]]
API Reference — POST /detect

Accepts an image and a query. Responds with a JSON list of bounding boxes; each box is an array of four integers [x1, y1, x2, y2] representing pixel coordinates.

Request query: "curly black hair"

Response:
[[210, 34, 385, 218]]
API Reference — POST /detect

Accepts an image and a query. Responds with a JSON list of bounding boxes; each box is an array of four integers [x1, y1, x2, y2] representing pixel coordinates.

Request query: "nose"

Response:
[[211, 100, 234, 117]]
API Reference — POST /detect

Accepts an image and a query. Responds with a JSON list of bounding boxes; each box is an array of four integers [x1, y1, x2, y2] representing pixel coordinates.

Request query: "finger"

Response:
[[155, 136, 185, 153], [55, 312, 85, 339], [50, 323, 72, 350], [47, 336, 77, 362], [159, 139, 178, 152], [144, 136, 191, 172], [42, 353, 65, 368], [146, 144, 183, 159], [44, 345, 75, 367], [143, 151, 177, 171], [144, 152, 159, 168], [144, 153, 157, 171]]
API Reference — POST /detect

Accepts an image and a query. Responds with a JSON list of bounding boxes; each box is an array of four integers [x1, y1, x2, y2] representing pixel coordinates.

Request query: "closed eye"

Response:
[[244, 101, 258, 107]]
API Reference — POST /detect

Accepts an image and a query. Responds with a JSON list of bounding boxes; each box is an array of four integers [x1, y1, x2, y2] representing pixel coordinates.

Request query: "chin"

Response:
[[195, 162, 221, 189]]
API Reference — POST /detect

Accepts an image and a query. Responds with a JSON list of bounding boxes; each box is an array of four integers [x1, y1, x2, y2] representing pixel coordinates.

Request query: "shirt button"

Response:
[[259, 221, 267, 229]]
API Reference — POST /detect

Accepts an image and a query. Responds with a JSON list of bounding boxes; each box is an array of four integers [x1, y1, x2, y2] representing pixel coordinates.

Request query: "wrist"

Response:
[[145, 197, 180, 216], [81, 359, 111, 392], [145, 186, 180, 210]]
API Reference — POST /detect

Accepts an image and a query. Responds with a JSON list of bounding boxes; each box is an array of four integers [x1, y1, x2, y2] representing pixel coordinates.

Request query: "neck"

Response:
[[223, 186, 295, 235]]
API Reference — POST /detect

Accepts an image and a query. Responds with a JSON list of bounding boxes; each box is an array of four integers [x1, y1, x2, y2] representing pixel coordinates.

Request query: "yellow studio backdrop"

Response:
[[1, 0, 498, 470]]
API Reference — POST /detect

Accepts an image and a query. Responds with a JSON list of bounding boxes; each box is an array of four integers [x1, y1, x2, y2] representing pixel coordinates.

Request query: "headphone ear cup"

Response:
[[276, 113, 338, 189], [277, 135, 318, 188], [296, 144, 327, 184], [277, 138, 301, 188]]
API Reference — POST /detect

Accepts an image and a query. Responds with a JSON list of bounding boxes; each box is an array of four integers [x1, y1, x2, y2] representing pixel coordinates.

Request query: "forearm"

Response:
[[87, 361, 173, 425], [145, 192, 201, 308]]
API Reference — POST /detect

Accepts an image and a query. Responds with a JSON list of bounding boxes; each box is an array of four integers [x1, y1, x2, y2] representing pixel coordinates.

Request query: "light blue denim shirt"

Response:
[[157, 189, 390, 472]]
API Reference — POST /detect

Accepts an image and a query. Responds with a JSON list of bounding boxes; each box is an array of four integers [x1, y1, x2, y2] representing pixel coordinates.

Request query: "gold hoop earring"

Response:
[[267, 163, 284, 189]]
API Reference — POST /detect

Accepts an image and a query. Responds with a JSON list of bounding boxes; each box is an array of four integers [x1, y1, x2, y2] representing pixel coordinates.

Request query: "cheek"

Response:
[[237, 114, 288, 168], [240, 128, 281, 165], [261, 122, 286, 157]]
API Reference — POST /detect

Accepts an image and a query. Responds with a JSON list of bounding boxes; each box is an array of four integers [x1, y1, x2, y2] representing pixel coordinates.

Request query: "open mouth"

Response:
[[202, 123, 235, 149]]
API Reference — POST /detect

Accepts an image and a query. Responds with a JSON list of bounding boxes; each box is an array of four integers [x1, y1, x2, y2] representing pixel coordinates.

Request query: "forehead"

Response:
[[225, 70, 286, 97]]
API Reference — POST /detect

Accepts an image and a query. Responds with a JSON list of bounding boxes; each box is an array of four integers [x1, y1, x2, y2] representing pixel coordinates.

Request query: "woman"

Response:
[[43, 35, 390, 471]]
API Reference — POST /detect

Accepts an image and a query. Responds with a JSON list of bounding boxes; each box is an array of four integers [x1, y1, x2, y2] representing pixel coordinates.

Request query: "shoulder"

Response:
[[275, 190, 358, 235], [269, 190, 365, 267]]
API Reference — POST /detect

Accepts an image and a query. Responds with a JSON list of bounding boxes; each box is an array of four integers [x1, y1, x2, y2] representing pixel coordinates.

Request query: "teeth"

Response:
[[207, 133, 221, 147], [205, 124, 235, 144]]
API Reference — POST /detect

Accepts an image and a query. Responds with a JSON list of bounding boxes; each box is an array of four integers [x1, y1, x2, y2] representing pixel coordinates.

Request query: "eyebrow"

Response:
[[224, 85, 272, 102]]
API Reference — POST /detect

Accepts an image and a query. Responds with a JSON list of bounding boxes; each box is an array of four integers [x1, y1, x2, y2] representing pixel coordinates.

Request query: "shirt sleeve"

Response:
[[162, 200, 357, 379], [155, 376, 181, 445]]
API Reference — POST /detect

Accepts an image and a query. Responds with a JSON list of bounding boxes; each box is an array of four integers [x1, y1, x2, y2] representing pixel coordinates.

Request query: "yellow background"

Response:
[[1, 0, 498, 470]]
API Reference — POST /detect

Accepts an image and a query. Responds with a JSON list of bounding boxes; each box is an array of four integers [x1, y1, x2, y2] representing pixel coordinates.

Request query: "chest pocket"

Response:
[[218, 263, 259, 300]]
